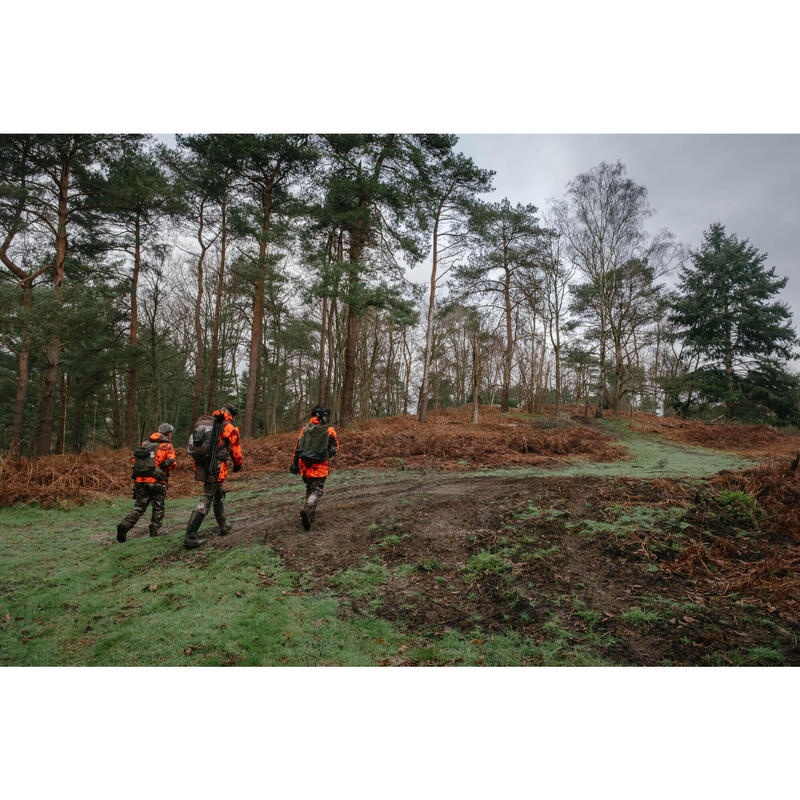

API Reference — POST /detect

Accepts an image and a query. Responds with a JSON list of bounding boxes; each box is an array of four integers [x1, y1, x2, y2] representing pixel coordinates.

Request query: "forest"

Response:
[[1, 133, 798, 457]]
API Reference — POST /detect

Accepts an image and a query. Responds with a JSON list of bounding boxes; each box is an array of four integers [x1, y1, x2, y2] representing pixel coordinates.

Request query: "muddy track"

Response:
[[141, 469, 800, 665]]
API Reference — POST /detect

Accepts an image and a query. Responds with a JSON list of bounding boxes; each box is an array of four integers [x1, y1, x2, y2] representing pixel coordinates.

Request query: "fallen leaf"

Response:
[[143, 584, 158, 593], [398, 643, 407, 653], [682, 615, 696, 623], [282, 631, 293, 639], [235, 591, 244, 597]]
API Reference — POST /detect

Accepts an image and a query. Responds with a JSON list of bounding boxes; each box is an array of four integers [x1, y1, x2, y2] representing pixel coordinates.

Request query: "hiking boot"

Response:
[[149, 525, 164, 538], [218, 521, 232, 536], [116, 524, 128, 543], [183, 511, 206, 549], [300, 507, 312, 531]]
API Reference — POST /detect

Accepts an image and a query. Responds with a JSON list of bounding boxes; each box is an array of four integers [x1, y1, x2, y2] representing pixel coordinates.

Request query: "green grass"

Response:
[[0, 481, 405, 665], [329, 561, 391, 599], [620, 606, 663, 628], [568, 504, 688, 542], [463, 550, 512, 582], [0, 422, 777, 666], [468, 418, 750, 480]]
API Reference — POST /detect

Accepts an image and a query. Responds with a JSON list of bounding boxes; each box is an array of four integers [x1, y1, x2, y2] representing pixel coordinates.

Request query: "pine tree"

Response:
[[94, 138, 172, 446], [671, 223, 798, 420], [456, 198, 546, 412]]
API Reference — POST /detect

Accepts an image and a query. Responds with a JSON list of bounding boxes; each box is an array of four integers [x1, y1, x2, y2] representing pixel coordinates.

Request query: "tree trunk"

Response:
[[553, 317, 561, 419], [37, 157, 71, 457], [501, 254, 512, 413], [325, 295, 336, 407], [418, 204, 442, 423], [124, 215, 141, 447], [613, 338, 624, 415], [192, 200, 207, 423], [318, 296, 327, 405], [243, 191, 272, 438], [340, 221, 363, 428], [57, 372, 70, 454], [73, 384, 85, 452], [10, 281, 32, 456], [207, 190, 227, 410], [402, 328, 411, 416], [471, 327, 481, 425]]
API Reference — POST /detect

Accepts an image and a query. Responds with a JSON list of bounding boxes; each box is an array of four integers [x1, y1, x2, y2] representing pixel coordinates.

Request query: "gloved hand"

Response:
[[233, 463, 242, 473], [289, 464, 299, 475]]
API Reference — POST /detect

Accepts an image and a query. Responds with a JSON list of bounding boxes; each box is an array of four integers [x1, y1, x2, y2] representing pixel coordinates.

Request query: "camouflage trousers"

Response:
[[119, 483, 167, 536], [195, 480, 229, 531], [302, 476, 326, 522]]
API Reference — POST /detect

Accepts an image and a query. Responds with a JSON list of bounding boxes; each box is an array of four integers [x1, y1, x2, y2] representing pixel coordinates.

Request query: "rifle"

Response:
[[206, 411, 225, 481]]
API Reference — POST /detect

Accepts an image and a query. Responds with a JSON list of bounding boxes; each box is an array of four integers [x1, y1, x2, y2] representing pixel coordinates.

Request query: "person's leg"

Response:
[[184, 481, 215, 548], [212, 483, 231, 535], [149, 484, 167, 537], [117, 485, 150, 542], [301, 477, 325, 529]]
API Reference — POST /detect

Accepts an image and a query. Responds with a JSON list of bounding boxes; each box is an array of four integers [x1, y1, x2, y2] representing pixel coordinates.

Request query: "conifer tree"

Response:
[[671, 223, 797, 420]]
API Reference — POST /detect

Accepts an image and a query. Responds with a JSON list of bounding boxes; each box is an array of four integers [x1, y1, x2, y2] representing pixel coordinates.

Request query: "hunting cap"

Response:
[[224, 403, 239, 417], [158, 422, 174, 435], [311, 405, 330, 422]]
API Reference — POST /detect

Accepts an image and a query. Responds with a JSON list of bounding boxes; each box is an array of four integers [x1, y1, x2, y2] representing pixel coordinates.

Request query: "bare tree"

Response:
[[552, 161, 673, 414]]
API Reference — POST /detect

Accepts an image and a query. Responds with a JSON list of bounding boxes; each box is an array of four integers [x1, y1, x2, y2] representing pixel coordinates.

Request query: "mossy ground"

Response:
[[1, 425, 792, 666]]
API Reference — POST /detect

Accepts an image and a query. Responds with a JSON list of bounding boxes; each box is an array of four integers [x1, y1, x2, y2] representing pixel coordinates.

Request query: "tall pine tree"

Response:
[[671, 223, 797, 420]]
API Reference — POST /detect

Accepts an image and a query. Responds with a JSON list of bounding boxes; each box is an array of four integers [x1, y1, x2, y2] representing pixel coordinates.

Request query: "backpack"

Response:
[[189, 414, 216, 461], [132, 440, 160, 479], [189, 412, 224, 481], [298, 423, 330, 463]]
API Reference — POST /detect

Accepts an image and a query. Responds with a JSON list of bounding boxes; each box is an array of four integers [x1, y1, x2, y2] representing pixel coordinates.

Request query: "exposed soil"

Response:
[[170, 467, 800, 666]]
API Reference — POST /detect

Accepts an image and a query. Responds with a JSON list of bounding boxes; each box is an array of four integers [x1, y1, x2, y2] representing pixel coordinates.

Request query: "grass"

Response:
[[620, 606, 663, 628], [463, 550, 512, 582], [329, 561, 391, 600], [0, 482, 404, 666], [568, 504, 688, 542], [0, 422, 789, 666], [468, 418, 750, 480]]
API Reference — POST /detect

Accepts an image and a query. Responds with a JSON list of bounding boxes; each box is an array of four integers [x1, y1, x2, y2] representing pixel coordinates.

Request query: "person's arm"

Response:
[[290, 428, 303, 473], [162, 443, 178, 472], [328, 427, 339, 459], [226, 423, 243, 471]]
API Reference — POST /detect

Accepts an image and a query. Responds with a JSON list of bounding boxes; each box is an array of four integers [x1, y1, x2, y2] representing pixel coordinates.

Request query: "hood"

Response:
[[214, 408, 233, 423], [149, 432, 168, 443]]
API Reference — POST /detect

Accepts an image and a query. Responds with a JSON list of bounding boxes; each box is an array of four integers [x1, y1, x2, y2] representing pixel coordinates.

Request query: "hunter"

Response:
[[184, 403, 243, 549], [116, 422, 178, 542], [290, 405, 339, 530]]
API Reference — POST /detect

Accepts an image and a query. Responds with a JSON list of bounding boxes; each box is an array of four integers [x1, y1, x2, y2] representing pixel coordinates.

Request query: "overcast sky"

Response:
[[157, 133, 800, 333], [451, 134, 800, 326]]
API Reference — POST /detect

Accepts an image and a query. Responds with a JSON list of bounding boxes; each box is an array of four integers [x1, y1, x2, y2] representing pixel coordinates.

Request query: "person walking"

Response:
[[290, 405, 339, 530], [116, 423, 178, 542], [184, 403, 243, 549]]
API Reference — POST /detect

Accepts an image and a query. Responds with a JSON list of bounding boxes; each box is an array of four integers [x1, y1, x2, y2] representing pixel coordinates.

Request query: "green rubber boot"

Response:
[[183, 511, 207, 549]]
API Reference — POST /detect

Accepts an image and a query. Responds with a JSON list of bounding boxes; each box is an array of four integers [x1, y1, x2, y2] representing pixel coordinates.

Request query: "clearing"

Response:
[[1, 411, 798, 665]]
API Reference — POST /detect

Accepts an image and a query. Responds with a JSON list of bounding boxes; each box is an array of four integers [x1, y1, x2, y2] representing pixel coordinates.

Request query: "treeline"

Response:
[[1, 135, 798, 456]]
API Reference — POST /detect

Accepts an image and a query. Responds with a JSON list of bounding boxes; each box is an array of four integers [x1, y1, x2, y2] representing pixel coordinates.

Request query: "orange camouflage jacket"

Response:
[[133, 432, 177, 484], [208, 408, 243, 482], [294, 416, 339, 478]]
